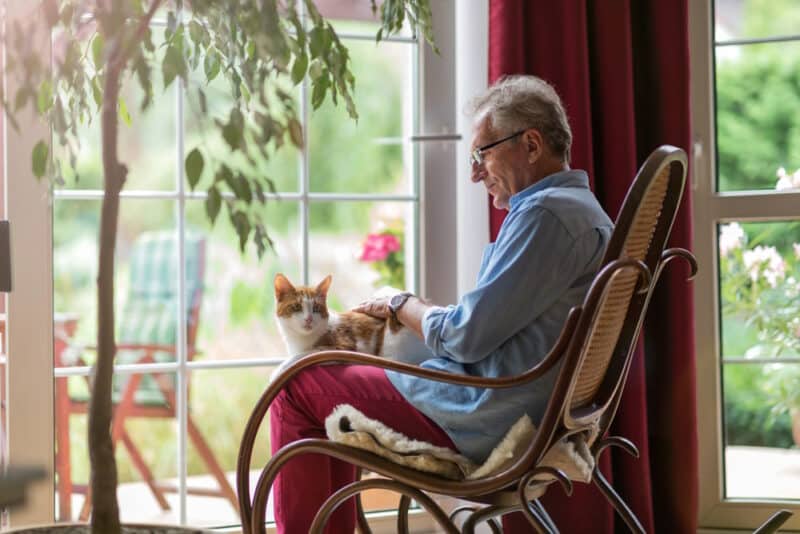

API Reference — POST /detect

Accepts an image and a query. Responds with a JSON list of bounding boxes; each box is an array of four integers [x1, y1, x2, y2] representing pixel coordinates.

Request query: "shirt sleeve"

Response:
[[422, 206, 584, 363]]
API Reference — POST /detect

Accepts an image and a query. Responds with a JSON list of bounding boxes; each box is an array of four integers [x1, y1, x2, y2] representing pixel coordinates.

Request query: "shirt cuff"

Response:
[[421, 305, 449, 351]]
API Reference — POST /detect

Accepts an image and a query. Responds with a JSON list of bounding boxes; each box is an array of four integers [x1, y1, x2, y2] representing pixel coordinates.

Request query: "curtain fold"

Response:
[[488, 1, 696, 532]]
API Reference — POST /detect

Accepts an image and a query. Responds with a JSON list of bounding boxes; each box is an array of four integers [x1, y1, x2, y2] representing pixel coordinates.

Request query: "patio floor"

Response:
[[58, 445, 800, 529]]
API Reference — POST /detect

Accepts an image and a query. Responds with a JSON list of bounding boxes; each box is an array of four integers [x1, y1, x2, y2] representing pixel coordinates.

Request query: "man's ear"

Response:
[[274, 273, 295, 300], [525, 129, 545, 163]]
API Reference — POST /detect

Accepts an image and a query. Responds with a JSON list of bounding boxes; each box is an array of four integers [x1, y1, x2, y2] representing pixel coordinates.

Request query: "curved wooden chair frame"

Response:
[[236, 145, 696, 533]]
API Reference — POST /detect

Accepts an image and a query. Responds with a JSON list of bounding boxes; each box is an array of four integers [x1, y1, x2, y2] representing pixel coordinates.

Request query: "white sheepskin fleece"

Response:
[[324, 404, 595, 485]]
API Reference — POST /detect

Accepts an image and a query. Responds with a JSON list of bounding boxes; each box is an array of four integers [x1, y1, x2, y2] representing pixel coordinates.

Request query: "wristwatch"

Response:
[[388, 292, 414, 321]]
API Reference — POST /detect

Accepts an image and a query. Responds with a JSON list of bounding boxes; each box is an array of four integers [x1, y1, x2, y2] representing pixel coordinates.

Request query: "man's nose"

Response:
[[471, 164, 486, 183]]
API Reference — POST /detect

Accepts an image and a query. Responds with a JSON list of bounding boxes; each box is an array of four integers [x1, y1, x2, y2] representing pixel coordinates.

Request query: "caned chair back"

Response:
[[560, 146, 687, 431]]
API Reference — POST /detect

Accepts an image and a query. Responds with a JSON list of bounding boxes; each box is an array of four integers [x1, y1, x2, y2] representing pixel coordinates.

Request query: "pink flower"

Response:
[[360, 233, 401, 262]]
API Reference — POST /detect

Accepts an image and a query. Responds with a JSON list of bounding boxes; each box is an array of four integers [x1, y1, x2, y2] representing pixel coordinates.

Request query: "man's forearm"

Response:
[[396, 296, 430, 340]]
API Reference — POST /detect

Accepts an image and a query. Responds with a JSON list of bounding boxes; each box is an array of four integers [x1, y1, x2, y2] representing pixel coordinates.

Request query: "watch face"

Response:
[[389, 293, 406, 310], [389, 292, 411, 312]]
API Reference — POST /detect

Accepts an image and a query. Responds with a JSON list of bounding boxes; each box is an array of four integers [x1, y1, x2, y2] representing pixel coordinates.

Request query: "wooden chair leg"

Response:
[[354, 468, 372, 534], [55, 376, 72, 521], [186, 416, 238, 508], [119, 430, 170, 510], [397, 494, 411, 534], [592, 469, 645, 534], [461, 505, 508, 534], [753, 509, 793, 534], [153, 373, 238, 510], [520, 500, 556, 534]]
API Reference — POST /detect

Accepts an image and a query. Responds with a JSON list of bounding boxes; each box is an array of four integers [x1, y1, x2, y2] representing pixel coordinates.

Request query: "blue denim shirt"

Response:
[[386, 170, 614, 462]]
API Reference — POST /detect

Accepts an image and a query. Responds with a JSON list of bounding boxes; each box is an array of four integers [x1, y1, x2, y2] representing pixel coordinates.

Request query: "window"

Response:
[[692, 0, 800, 529], [3, 0, 459, 528]]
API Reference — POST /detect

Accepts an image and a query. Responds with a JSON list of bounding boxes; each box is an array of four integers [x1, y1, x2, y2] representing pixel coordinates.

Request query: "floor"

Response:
[[58, 445, 800, 530]]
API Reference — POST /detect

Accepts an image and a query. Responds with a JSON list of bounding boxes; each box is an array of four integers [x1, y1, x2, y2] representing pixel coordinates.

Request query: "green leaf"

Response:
[[188, 20, 204, 45], [236, 174, 252, 203], [203, 48, 221, 82], [185, 148, 204, 190], [91, 34, 105, 69], [205, 186, 221, 224], [92, 77, 103, 108], [118, 97, 131, 126], [222, 107, 244, 150], [32, 140, 48, 179], [311, 77, 329, 109], [37, 79, 53, 114], [162, 45, 182, 89], [309, 26, 331, 57], [287, 118, 303, 148], [291, 53, 308, 85]]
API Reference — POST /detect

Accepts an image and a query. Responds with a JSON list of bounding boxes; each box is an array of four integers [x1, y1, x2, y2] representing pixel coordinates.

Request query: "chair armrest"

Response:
[[236, 304, 583, 524]]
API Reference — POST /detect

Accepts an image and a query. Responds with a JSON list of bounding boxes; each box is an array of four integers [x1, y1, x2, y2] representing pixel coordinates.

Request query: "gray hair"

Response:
[[468, 75, 572, 163]]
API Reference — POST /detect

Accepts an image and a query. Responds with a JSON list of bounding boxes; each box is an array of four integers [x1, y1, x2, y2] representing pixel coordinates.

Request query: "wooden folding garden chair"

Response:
[[236, 145, 696, 533], [55, 231, 237, 520]]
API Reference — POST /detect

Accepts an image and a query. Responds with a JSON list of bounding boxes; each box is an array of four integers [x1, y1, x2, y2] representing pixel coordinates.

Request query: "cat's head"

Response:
[[273, 273, 332, 337]]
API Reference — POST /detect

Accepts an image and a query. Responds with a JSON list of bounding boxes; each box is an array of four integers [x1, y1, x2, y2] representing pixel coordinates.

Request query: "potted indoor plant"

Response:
[[3, 1, 434, 532]]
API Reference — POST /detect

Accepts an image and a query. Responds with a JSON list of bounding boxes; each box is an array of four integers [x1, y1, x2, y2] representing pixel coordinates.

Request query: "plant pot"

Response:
[[5, 524, 213, 533]]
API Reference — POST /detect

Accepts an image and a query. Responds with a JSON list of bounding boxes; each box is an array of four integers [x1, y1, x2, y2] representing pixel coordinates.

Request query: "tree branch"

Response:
[[108, 0, 165, 76]]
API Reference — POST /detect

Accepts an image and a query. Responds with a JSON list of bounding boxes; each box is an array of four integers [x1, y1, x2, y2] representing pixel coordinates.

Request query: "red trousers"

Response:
[[269, 364, 535, 533]]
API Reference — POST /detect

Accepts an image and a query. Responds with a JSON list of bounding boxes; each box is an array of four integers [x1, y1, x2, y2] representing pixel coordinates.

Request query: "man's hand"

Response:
[[352, 297, 391, 319]]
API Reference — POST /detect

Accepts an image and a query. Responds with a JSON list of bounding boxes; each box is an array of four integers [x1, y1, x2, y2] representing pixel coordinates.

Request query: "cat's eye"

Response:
[[312, 303, 323, 313], [289, 304, 302, 313]]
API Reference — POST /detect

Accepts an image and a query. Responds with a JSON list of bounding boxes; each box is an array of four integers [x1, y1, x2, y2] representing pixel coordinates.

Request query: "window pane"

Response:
[[187, 367, 272, 527], [715, 41, 800, 192], [184, 74, 300, 193], [55, 372, 179, 523], [718, 221, 800, 360], [57, 48, 177, 191], [715, 0, 800, 42], [54, 198, 179, 354], [317, 1, 413, 37], [309, 201, 413, 308], [187, 199, 300, 362], [308, 40, 414, 194], [723, 363, 800, 500]]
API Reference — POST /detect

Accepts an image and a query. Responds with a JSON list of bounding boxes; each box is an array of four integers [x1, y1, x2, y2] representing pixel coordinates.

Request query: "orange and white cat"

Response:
[[273, 273, 433, 370]]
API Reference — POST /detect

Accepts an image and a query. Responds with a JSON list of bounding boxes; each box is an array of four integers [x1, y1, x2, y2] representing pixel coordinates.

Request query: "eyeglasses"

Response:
[[469, 130, 526, 167]]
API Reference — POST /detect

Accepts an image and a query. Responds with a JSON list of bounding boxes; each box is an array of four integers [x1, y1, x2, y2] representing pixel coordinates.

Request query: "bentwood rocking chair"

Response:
[[236, 145, 696, 533]]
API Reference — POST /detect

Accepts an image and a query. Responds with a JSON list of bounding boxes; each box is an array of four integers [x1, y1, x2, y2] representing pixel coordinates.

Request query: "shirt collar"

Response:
[[508, 169, 590, 210]]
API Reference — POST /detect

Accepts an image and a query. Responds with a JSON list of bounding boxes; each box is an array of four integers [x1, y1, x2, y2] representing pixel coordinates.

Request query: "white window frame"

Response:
[[3, 0, 475, 530], [4, 0, 55, 526], [691, 1, 800, 531]]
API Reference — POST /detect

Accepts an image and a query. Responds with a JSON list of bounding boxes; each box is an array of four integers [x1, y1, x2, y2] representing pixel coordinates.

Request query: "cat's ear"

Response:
[[316, 275, 332, 297], [274, 273, 295, 300]]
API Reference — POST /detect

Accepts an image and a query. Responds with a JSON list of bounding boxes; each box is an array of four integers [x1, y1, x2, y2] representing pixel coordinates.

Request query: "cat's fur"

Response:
[[272, 273, 432, 375]]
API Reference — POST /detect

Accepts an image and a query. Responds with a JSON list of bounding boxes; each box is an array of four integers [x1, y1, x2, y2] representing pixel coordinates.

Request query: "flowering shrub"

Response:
[[359, 230, 405, 288], [720, 219, 800, 422]]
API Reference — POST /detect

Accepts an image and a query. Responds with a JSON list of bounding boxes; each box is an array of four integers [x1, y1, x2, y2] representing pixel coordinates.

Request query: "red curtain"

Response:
[[488, 1, 696, 532]]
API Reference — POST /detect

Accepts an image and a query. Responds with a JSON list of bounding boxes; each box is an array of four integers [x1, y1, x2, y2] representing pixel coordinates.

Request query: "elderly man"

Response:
[[269, 74, 613, 533]]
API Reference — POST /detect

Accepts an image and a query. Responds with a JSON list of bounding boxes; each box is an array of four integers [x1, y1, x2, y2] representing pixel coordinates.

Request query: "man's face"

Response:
[[470, 119, 531, 210]]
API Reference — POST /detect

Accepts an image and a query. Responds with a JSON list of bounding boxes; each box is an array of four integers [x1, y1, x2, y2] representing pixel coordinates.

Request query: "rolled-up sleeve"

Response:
[[422, 206, 583, 363]]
